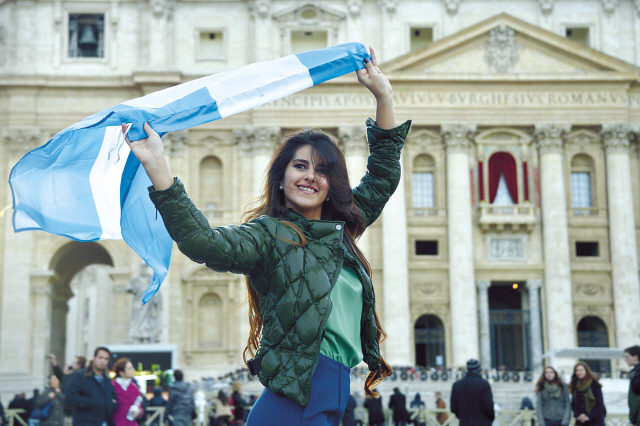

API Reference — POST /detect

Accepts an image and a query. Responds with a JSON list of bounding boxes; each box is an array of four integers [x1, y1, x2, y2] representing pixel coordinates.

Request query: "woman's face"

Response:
[[544, 367, 556, 382], [575, 365, 587, 380], [50, 375, 60, 389], [281, 145, 330, 221], [121, 362, 136, 379]]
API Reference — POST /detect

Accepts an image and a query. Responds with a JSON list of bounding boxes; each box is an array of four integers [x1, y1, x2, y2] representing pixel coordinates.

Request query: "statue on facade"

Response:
[[126, 262, 162, 344]]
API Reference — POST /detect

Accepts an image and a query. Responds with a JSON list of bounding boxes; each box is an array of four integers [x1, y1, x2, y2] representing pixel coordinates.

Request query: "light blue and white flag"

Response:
[[9, 42, 370, 303]]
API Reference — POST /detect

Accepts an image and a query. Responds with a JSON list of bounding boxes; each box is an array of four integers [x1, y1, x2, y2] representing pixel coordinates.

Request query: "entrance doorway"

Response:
[[489, 283, 531, 371], [577, 316, 611, 374], [414, 315, 446, 368]]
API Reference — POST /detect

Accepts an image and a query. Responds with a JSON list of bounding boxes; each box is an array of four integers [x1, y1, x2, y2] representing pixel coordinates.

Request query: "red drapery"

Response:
[[488, 152, 518, 204], [523, 161, 529, 202], [478, 161, 484, 201]]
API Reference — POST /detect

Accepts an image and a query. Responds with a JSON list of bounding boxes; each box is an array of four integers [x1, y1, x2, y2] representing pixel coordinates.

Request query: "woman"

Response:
[[569, 362, 606, 426], [111, 358, 144, 426], [214, 391, 232, 426], [35, 374, 65, 426], [123, 47, 410, 426], [534, 366, 571, 426]]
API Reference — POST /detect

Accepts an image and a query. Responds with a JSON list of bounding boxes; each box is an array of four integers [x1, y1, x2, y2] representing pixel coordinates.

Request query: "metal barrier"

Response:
[[5, 409, 28, 426]]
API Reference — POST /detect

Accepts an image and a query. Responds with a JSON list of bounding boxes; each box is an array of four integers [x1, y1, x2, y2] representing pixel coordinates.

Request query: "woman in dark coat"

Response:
[[36, 374, 66, 426], [570, 362, 606, 426], [364, 396, 386, 426]]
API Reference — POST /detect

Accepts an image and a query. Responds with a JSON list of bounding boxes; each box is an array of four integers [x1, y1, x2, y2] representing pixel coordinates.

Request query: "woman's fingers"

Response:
[[370, 46, 378, 67], [144, 121, 160, 138]]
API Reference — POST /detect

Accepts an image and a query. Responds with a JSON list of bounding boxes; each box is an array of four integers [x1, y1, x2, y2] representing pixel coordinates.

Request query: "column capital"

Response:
[[527, 279, 542, 291], [534, 123, 571, 154], [441, 123, 476, 152], [338, 126, 367, 156], [249, 0, 271, 19], [164, 129, 188, 156], [2, 126, 42, 155], [601, 122, 632, 153], [476, 279, 491, 291], [235, 125, 280, 156]]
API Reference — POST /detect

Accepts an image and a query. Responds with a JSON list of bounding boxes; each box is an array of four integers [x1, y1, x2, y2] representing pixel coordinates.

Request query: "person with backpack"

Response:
[[32, 374, 65, 426]]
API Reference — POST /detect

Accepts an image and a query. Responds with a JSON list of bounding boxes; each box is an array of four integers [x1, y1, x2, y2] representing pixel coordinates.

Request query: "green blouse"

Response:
[[320, 264, 364, 368]]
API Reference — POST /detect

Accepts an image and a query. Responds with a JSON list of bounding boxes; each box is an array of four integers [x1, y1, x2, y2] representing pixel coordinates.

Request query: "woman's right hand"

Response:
[[121, 122, 174, 191]]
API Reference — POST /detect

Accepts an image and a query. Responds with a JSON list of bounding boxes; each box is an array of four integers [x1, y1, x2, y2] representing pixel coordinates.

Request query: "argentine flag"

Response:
[[9, 42, 370, 303]]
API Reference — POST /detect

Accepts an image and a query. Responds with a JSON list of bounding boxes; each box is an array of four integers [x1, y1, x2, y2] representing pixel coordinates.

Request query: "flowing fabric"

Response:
[[488, 151, 518, 204]]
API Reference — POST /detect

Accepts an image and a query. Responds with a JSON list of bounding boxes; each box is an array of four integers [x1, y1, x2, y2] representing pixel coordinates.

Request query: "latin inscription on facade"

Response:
[[261, 91, 639, 109]]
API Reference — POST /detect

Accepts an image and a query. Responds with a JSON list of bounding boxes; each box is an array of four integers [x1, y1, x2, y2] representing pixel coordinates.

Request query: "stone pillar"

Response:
[[339, 126, 370, 260], [527, 279, 543, 372], [381, 156, 411, 365], [476, 280, 492, 370], [249, 0, 272, 62], [30, 272, 54, 381], [534, 123, 575, 371], [148, 0, 174, 69], [442, 123, 479, 367], [602, 123, 640, 348]]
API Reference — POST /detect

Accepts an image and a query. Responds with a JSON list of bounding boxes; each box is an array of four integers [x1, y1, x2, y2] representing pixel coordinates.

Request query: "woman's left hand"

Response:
[[356, 47, 392, 101]]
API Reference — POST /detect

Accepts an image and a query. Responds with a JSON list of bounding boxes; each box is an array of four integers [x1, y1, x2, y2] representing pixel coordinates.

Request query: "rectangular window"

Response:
[[565, 27, 590, 47], [571, 172, 592, 208], [69, 14, 104, 58], [412, 172, 434, 208], [291, 31, 327, 54], [198, 31, 225, 60], [416, 240, 438, 255], [576, 241, 599, 257], [410, 27, 433, 51]]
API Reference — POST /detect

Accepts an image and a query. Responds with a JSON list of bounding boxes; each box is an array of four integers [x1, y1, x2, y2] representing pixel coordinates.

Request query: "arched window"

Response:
[[198, 293, 223, 349], [412, 154, 435, 212], [577, 315, 610, 374], [199, 156, 223, 217], [414, 315, 445, 368], [488, 152, 518, 205], [570, 154, 595, 212]]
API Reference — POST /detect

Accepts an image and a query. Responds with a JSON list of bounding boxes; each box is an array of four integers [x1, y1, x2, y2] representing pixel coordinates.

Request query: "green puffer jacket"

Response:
[[149, 118, 411, 406]]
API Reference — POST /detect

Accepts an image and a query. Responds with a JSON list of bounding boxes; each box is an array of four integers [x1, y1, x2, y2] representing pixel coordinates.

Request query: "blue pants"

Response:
[[246, 355, 350, 426]]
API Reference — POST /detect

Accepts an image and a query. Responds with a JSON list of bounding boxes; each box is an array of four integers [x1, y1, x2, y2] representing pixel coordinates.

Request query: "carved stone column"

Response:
[[527, 279, 543, 372], [476, 280, 492, 370], [148, 0, 174, 69], [249, 0, 272, 62], [534, 123, 574, 370], [339, 126, 370, 260], [380, 132, 411, 365], [30, 272, 54, 380], [442, 123, 479, 366], [602, 123, 640, 348]]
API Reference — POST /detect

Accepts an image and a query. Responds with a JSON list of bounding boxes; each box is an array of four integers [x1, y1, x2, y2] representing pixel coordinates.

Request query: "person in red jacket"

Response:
[[111, 358, 144, 426]]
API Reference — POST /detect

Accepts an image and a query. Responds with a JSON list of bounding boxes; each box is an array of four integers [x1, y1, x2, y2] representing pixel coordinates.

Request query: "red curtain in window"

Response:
[[488, 152, 518, 204]]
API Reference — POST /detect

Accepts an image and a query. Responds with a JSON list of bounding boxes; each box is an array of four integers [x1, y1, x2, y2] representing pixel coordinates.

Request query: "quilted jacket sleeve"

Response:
[[149, 178, 273, 277], [352, 118, 412, 227]]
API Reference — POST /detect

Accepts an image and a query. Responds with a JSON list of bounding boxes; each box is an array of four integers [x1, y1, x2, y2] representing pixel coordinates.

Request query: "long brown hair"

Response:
[[535, 366, 564, 393], [569, 362, 600, 393], [241, 128, 392, 397]]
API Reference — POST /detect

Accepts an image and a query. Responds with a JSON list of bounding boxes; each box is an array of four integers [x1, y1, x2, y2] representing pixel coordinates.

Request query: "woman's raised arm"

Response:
[[121, 122, 174, 191]]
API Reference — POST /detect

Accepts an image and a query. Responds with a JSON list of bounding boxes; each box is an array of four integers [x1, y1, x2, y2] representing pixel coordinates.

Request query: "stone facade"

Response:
[[2, 0, 640, 397]]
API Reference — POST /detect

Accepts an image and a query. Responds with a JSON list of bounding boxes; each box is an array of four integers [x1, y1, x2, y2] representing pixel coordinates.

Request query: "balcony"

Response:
[[478, 203, 537, 233], [568, 207, 608, 227]]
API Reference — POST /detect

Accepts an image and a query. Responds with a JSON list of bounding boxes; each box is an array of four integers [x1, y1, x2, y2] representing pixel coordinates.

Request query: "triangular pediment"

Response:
[[272, 2, 346, 23], [383, 13, 639, 78]]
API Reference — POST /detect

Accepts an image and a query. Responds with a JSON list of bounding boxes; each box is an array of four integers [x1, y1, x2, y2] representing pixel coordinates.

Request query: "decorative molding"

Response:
[[418, 283, 439, 295], [602, 0, 618, 14], [538, 0, 554, 15], [273, 3, 346, 24], [484, 25, 520, 73], [475, 128, 532, 146], [444, 0, 460, 15], [527, 279, 542, 291], [601, 122, 631, 153], [378, 0, 397, 14], [347, 0, 363, 18], [408, 129, 443, 149], [489, 238, 524, 259], [2, 127, 42, 154], [476, 279, 491, 291], [249, 0, 271, 19], [441, 123, 476, 152], [576, 283, 605, 298], [534, 123, 571, 154], [235, 126, 280, 156], [164, 129, 188, 156], [338, 126, 367, 156], [564, 129, 601, 150], [150, 0, 174, 19]]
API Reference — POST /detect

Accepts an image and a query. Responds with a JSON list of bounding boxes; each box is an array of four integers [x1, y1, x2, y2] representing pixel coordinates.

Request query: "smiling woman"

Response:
[[124, 46, 412, 426]]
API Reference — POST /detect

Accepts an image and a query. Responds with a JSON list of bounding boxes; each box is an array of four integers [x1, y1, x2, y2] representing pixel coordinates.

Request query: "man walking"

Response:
[[66, 346, 117, 426], [389, 388, 410, 426], [625, 345, 640, 425], [450, 359, 495, 426], [165, 370, 194, 426]]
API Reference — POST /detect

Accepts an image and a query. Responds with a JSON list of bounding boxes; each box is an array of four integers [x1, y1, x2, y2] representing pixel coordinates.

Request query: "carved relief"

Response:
[[441, 123, 476, 151], [484, 25, 520, 73], [565, 129, 600, 151], [249, 0, 271, 19], [601, 122, 631, 153], [408, 129, 442, 149], [602, 0, 618, 14], [444, 0, 460, 15], [538, 0, 554, 14], [378, 0, 397, 14], [2, 127, 42, 154], [489, 238, 524, 259], [338, 126, 367, 156], [347, 0, 363, 18], [150, 0, 174, 19], [534, 123, 571, 154], [475, 128, 532, 146], [576, 283, 605, 298], [418, 283, 439, 296]]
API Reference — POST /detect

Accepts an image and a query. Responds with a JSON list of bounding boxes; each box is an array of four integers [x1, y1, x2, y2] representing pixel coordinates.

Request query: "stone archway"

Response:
[[48, 242, 113, 363]]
